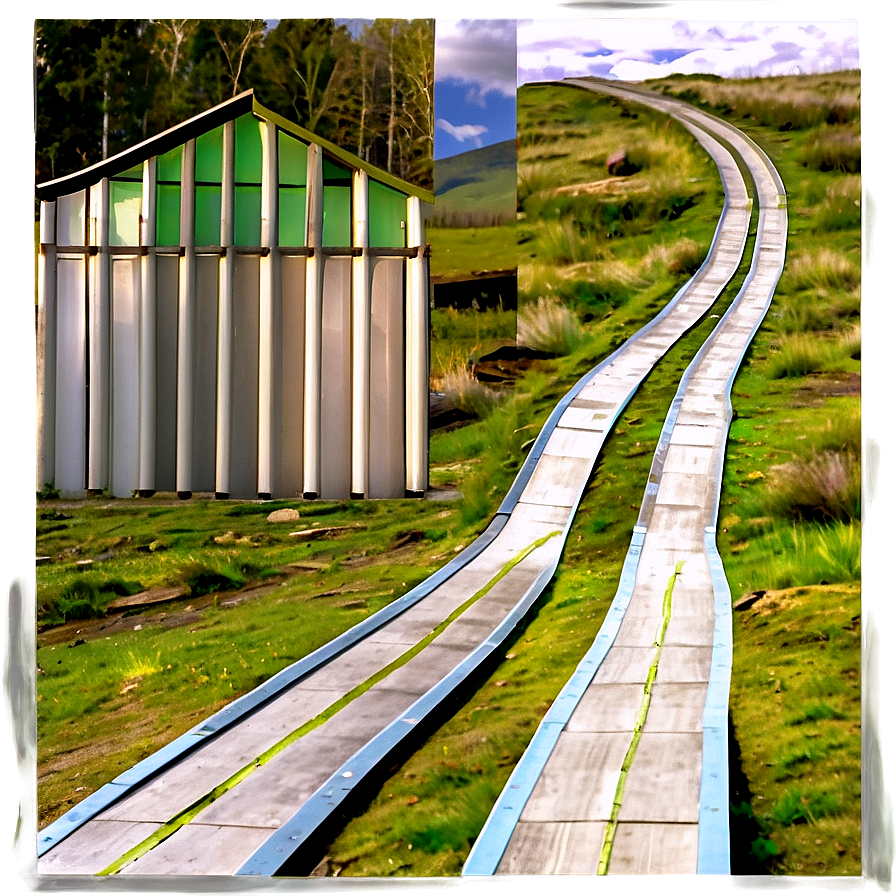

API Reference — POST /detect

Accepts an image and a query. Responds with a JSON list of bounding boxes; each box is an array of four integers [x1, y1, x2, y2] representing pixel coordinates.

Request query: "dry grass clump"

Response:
[[799, 125, 861, 173], [838, 324, 861, 361], [765, 451, 860, 523], [782, 248, 860, 293], [776, 291, 860, 334], [811, 175, 861, 232], [434, 361, 503, 420], [517, 297, 586, 355], [766, 329, 858, 379], [642, 237, 704, 276]]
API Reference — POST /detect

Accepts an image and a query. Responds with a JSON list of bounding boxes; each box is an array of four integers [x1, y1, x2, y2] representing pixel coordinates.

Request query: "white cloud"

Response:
[[436, 118, 490, 146], [436, 19, 517, 96], [517, 18, 859, 83]]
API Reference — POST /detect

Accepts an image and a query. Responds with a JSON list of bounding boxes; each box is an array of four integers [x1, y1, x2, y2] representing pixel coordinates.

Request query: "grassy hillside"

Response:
[[430, 140, 516, 227]]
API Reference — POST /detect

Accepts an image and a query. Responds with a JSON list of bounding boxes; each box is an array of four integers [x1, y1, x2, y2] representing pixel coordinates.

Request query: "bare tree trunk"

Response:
[[387, 24, 396, 173], [358, 47, 367, 159], [102, 72, 109, 159]]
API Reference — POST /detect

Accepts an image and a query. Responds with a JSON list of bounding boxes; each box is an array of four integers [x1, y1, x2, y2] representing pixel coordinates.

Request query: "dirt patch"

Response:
[[791, 371, 860, 405]]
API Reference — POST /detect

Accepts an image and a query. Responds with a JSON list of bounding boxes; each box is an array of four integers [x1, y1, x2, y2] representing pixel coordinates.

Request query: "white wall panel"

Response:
[[154, 255, 180, 491], [230, 256, 260, 498], [192, 255, 219, 493], [54, 257, 87, 492], [276, 256, 306, 498], [110, 256, 141, 497], [369, 257, 405, 498], [319, 257, 352, 499], [56, 192, 86, 246]]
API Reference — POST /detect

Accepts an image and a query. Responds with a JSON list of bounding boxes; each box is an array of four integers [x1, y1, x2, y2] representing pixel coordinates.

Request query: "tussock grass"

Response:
[[744, 522, 860, 591], [641, 237, 704, 276], [766, 332, 856, 378], [430, 307, 517, 381], [782, 248, 860, 293], [776, 291, 860, 334], [808, 175, 861, 233], [517, 297, 586, 355], [799, 125, 861, 173], [838, 324, 861, 360], [764, 451, 860, 523], [434, 361, 503, 420], [522, 259, 645, 317], [812, 404, 861, 455]]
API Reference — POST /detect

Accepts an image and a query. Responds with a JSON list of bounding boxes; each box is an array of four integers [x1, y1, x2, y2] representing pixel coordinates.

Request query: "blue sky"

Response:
[[434, 20, 517, 159]]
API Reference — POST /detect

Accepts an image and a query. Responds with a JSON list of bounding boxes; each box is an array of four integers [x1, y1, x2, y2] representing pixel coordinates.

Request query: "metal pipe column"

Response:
[[257, 119, 279, 499], [215, 121, 235, 499], [405, 196, 428, 496], [176, 139, 196, 498], [302, 144, 324, 499], [351, 169, 370, 499], [87, 180, 110, 493], [138, 157, 157, 496], [37, 200, 57, 491]]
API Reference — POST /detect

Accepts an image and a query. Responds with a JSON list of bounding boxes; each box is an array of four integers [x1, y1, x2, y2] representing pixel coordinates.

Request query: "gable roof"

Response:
[[36, 89, 434, 203]]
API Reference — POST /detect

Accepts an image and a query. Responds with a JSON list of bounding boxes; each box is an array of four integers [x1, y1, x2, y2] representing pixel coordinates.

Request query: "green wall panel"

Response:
[[195, 185, 222, 245], [323, 156, 351, 181], [157, 145, 182, 183], [369, 180, 407, 248], [196, 126, 224, 184], [279, 130, 307, 186], [156, 184, 181, 246], [279, 188, 307, 247], [322, 185, 351, 246], [235, 185, 262, 246], [110, 180, 143, 246], [235, 114, 263, 184]]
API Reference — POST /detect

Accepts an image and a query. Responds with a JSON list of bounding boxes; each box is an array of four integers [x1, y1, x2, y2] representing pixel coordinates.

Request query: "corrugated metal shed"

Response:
[[36, 89, 432, 500]]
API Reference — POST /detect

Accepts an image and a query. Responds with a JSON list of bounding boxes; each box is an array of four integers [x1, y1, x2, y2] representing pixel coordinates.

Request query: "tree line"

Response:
[[34, 19, 434, 191]]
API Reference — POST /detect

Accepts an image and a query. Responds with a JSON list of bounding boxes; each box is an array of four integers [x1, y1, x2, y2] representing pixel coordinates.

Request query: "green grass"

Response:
[[430, 305, 516, 380], [728, 582, 860, 874], [428, 224, 517, 280]]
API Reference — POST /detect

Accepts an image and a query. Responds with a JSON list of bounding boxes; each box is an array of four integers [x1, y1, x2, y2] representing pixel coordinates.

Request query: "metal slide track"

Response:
[[37, 82, 775, 878], [463, 79, 787, 875]]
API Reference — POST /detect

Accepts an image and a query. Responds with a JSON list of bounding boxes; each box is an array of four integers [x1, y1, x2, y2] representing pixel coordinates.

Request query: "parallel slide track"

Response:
[[37, 80, 785, 877], [464, 79, 787, 875]]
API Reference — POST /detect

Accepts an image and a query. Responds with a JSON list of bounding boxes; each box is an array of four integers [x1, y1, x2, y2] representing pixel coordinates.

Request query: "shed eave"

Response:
[[252, 97, 433, 204], [36, 90, 256, 201], [37, 88, 434, 206]]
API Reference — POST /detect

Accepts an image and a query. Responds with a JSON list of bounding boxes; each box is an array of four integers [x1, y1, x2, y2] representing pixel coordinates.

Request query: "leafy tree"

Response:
[[35, 19, 153, 182], [35, 18, 434, 191]]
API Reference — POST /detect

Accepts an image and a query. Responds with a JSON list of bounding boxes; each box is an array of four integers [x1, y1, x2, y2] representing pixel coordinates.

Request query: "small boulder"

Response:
[[267, 508, 301, 524]]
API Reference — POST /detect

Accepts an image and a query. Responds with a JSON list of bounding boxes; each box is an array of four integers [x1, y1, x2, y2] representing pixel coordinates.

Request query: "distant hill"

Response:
[[430, 140, 516, 226]]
